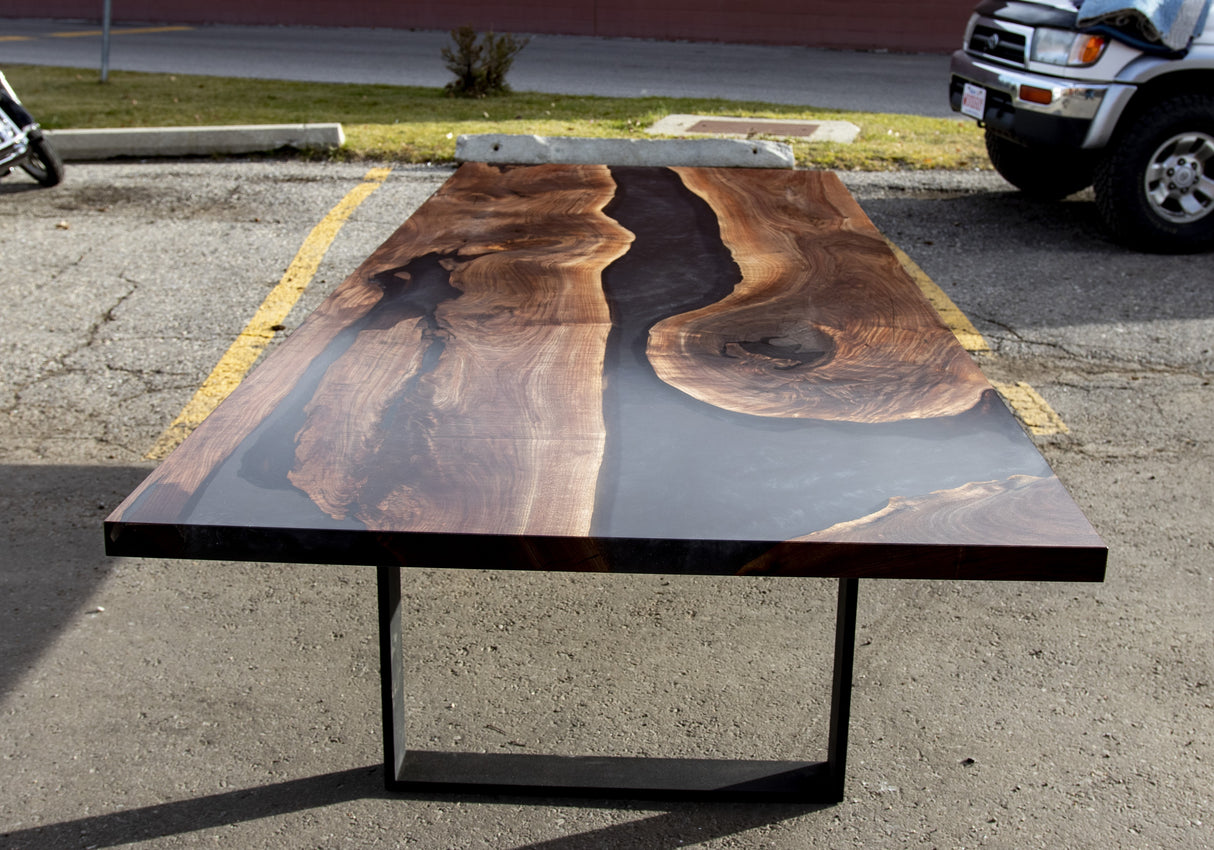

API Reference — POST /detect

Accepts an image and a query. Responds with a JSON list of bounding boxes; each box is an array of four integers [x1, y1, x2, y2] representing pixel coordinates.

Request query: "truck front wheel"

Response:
[[985, 131, 1095, 200], [1094, 95, 1214, 253]]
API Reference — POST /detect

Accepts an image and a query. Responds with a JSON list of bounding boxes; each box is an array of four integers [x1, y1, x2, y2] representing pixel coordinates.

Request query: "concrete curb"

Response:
[[43, 124, 345, 160], [456, 134, 795, 168]]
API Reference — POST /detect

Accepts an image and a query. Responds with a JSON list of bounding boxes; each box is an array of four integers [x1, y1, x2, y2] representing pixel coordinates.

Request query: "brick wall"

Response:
[[4, 1, 974, 53]]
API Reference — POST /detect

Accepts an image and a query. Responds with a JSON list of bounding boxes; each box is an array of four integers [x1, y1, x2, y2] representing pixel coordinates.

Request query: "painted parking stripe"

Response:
[[885, 237, 990, 354], [989, 381, 1070, 435], [887, 238, 1070, 436], [145, 167, 393, 461], [51, 26, 195, 38]]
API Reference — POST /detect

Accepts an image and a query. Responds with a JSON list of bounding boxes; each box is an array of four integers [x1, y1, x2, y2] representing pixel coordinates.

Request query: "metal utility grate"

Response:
[[686, 119, 822, 138]]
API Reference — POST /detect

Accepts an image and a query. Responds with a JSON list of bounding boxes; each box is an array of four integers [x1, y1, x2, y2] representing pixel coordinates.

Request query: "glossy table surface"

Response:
[[106, 163, 1106, 581]]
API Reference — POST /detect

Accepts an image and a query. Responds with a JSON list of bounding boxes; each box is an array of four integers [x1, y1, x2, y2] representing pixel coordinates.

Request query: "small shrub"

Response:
[[442, 25, 530, 98]]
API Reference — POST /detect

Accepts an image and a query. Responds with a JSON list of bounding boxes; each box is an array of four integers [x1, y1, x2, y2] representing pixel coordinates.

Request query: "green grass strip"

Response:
[[7, 64, 987, 171]]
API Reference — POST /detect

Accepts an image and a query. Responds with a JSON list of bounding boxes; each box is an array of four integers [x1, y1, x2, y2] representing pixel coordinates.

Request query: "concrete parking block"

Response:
[[44, 123, 346, 160], [455, 133, 795, 168]]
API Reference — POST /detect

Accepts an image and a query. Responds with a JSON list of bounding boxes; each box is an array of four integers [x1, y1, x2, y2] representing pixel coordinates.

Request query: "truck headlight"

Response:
[[1031, 28, 1108, 66]]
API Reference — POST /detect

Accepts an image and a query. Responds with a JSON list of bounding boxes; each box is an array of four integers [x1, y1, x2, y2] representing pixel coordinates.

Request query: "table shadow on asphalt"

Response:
[[0, 764, 821, 849], [0, 464, 151, 699], [1, 464, 825, 848]]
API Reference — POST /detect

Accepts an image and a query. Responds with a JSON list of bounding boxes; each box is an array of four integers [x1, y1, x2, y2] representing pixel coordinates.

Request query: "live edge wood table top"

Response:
[[105, 163, 1106, 803], [105, 163, 1106, 582]]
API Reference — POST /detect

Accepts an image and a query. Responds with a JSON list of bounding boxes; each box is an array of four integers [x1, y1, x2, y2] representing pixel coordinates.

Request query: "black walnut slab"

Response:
[[106, 163, 1106, 582]]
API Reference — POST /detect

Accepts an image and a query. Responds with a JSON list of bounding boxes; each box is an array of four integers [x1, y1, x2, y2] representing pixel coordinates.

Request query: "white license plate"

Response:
[[961, 83, 987, 120]]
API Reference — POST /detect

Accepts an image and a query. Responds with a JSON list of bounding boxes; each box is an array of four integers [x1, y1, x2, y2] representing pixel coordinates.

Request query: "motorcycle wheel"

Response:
[[20, 135, 65, 187]]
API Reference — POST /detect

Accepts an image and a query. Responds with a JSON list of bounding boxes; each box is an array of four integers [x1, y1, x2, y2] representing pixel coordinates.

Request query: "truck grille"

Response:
[[968, 24, 1027, 65]]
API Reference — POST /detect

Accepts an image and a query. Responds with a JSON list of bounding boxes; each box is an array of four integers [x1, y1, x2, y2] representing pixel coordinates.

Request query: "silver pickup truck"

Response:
[[949, 0, 1214, 251]]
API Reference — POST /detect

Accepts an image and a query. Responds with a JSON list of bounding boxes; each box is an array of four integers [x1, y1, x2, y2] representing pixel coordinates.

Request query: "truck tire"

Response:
[[1094, 94, 1214, 253], [985, 130, 1095, 200]]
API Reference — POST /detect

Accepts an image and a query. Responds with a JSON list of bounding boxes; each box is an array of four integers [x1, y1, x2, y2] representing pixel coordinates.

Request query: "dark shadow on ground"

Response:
[[0, 177, 51, 194], [1, 464, 828, 849], [0, 763, 823, 849], [0, 464, 151, 697], [0, 766, 385, 848], [505, 798, 828, 850]]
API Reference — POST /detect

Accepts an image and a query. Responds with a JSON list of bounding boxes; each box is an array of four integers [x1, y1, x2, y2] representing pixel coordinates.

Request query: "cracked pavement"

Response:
[[1, 161, 1211, 848]]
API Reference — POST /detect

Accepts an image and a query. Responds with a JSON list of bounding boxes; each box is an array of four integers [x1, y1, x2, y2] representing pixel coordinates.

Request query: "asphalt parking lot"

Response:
[[1, 160, 1211, 848]]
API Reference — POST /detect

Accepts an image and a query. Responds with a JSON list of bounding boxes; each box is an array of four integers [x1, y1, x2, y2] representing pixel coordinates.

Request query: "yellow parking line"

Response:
[[886, 237, 990, 354], [990, 381, 1070, 435], [51, 26, 195, 38], [887, 237, 1069, 436], [145, 167, 393, 461], [0, 36, 33, 42]]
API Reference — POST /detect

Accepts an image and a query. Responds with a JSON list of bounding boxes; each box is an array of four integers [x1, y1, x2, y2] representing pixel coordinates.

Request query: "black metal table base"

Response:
[[377, 567, 859, 803]]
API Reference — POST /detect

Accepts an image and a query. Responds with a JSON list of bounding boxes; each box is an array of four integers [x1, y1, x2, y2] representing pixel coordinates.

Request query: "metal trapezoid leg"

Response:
[[827, 577, 859, 802], [374, 570, 858, 802], [378, 565, 406, 789]]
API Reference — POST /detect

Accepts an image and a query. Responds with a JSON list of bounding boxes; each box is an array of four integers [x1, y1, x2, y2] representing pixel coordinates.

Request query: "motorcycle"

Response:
[[1, 69, 64, 188]]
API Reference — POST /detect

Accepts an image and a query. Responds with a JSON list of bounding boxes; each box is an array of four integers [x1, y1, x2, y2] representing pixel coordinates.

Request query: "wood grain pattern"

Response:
[[106, 164, 1105, 582], [739, 474, 1103, 579], [111, 162, 631, 537], [649, 167, 991, 423], [286, 162, 631, 535]]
